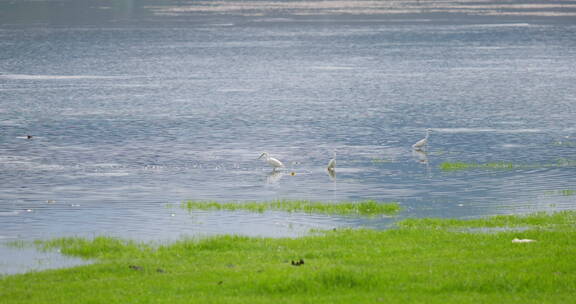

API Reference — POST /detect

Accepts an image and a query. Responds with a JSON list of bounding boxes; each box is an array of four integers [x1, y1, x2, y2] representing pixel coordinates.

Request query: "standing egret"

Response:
[[327, 152, 336, 179], [327, 152, 336, 171], [327, 158, 336, 171], [412, 128, 432, 151], [258, 152, 284, 171]]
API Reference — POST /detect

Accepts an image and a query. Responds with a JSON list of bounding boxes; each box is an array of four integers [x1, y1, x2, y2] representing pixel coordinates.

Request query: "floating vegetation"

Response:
[[440, 162, 515, 171], [5, 240, 27, 249], [544, 189, 576, 196], [440, 159, 576, 171], [552, 140, 576, 147], [371, 158, 393, 164], [182, 200, 400, 216], [559, 189, 575, 196]]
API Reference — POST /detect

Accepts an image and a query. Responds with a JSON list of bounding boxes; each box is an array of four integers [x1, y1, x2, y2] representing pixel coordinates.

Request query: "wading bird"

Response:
[[327, 153, 336, 171], [258, 152, 284, 171], [412, 128, 432, 151]]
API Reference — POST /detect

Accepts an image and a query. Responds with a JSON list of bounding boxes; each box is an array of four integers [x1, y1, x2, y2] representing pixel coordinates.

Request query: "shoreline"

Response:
[[2, 211, 575, 303]]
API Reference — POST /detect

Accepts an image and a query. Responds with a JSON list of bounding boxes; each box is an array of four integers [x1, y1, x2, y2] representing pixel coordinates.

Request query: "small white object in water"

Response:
[[512, 238, 536, 243], [457, 204, 464, 207], [26, 209, 33, 212]]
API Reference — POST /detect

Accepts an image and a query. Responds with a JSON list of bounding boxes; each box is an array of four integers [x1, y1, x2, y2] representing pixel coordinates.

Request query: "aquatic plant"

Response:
[[371, 158, 393, 163], [552, 140, 576, 147], [440, 159, 576, 171], [440, 162, 515, 171], [182, 200, 400, 216], [559, 189, 575, 196], [544, 189, 576, 196], [5, 240, 27, 249]]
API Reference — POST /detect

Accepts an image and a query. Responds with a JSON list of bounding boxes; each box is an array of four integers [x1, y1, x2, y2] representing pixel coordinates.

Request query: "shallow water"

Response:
[[1, 0, 576, 274]]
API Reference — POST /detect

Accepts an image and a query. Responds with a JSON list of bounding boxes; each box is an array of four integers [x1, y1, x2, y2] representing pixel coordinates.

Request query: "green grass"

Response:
[[1, 211, 576, 303], [397, 211, 576, 229], [182, 200, 401, 216], [440, 159, 576, 171], [545, 189, 576, 196], [440, 162, 515, 171]]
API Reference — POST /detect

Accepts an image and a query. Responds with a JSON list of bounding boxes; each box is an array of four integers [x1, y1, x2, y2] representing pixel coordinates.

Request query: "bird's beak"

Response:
[[258, 153, 265, 159]]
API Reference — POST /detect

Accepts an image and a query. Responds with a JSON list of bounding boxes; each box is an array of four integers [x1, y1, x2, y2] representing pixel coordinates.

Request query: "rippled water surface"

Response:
[[1, 0, 576, 274]]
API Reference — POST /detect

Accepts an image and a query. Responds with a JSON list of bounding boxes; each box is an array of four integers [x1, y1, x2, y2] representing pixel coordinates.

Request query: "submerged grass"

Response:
[[440, 159, 576, 171], [440, 161, 514, 171], [182, 200, 400, 216], [1, 212, 576, 303], [545, 189, 576, 196]]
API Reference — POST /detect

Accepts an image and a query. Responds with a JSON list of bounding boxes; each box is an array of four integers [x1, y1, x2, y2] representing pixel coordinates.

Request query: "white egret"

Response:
[[258, 152, 284, 171], [327, 152, 336, 171], [327, 158, 336, 171], [412, 128, 432, 151]]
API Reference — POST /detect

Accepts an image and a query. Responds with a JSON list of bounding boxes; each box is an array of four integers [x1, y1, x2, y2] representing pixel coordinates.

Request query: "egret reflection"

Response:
[[327, 166, 336, 180], [412, 149, 428, 164], [265, 170, 285, 184], [412, 149, 431, 177]]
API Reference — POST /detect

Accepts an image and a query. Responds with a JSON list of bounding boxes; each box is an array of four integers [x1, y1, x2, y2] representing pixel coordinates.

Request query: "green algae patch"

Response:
[[182, 200, 401, 216], [440, 159, 576, 171], [440, 161, 515, 171]]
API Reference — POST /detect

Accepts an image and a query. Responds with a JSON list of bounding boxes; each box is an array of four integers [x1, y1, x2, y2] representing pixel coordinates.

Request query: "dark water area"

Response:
[[1, 0, 575, 273], [2, 0, 576, 26]]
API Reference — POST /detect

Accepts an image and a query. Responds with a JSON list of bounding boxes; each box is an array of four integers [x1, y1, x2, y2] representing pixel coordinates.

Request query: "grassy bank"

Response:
[[1, 212, 576, 303], [182, 200, 400, 216]]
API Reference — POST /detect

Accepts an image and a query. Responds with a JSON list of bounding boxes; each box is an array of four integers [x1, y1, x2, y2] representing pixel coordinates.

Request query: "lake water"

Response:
[[1, 0, 576, 274]]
